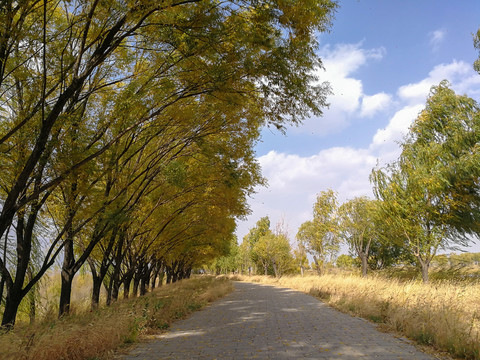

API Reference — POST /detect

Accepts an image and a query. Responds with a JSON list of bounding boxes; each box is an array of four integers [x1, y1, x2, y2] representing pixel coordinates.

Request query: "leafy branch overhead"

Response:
[[0, 0, 337, 327]]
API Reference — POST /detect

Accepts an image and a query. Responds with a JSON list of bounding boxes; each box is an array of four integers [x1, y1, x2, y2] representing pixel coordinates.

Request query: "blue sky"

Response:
[[237, 0, 480, 253]]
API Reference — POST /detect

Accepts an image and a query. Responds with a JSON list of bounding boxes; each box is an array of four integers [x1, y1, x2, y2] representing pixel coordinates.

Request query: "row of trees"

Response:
[[211, 216, 306, 277], [218, 30, 480, 283], [0, 0, 338, 327], [292, 80, 480, 283]]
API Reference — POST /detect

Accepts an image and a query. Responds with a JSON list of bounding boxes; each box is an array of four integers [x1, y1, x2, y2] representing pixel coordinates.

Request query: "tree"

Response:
[[238, 241, 253, 275], [293, 241, 309, 276], [296, 189, 340, 274], [210, 237, 239, 275], [338, 197, 376, 277], [0, 0, 338, 327], [370, 83, 475, 282], [474, 27, 480, 74], [401, 81, 480, 236], [336, 254, 356, 268], [243, 217, 271, 274], [253, 231, 293, 277]]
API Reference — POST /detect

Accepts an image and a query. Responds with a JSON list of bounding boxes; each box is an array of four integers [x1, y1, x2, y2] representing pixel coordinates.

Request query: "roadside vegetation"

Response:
[[230, 273, 480, 360], [0, 276, 232, 360]]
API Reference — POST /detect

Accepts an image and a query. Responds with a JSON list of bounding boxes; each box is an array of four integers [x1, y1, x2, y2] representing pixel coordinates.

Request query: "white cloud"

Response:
[[236, 148, 377, 241], [321, 43, 386, 77], [369, 104, 423, 162], [291, 43, 389, 136], [237, 54, 480, 255], [398, 61, 475, 103], [360, 92, 392, 117], [321, 43, 386, 114], [429, 29, 446, 51]]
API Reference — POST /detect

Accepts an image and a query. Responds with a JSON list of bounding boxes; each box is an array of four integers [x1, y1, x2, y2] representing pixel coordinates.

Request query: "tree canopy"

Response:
[[371, 82, 477, 282], [296, 189, 340, 274], [0, 0, 338, 327]]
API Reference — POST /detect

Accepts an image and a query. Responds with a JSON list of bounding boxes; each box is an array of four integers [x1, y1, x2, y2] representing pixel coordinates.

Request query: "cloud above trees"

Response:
[[237, 43, 480, 247]]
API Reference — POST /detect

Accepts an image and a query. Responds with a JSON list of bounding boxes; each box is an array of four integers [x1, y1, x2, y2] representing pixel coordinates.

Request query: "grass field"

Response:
[[0, 276, 233, 360], [231, 273, 480, 360]]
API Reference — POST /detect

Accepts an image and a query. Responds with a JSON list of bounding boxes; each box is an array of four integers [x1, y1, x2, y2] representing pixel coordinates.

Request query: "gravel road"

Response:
[[117, 281, 437, 359]]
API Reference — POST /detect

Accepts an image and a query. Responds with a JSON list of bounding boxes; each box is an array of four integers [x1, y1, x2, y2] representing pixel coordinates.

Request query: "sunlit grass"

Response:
[[231, 273, 480, 360], [0, 276, 233, 360]]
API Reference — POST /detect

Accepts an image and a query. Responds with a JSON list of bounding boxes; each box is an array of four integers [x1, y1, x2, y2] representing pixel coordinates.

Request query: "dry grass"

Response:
[[231, 274, 480, 360], [0, 276, 233, 360]]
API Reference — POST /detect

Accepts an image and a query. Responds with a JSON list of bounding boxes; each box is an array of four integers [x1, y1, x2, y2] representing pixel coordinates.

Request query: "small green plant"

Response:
[[187, 303, 202, 311]]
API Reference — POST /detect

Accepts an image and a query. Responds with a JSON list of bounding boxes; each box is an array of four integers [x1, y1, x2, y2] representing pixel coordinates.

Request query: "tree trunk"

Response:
[[59, 270, 73, 317], [0, 227, 8, 305], [132, 274, 140, 297], [112, 279, 120, 301], [418, 258, 430, 283], [360, 253, 368, 277], [59, 236, 75, 317], [272, 261, 278, 278], [2, 209, 33, 327], [110, 230, 124, 303], [140, 265, 151, 296], [88, 257, 106, 310], [105, 274, 114, 306], [157, 267, 164, 288], [91, 274, 102, 310], [140, 276, 148, 295], [28, 268, 35, 324], [0, 276, 4, 305], [151, 271, 157, 290], [313, 255, 322, 275], [123, 272, 133, 299], [2, 288, 22, 328]]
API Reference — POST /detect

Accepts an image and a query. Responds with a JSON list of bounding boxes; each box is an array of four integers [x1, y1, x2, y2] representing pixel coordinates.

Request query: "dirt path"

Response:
[[117, 281, 436, 359]]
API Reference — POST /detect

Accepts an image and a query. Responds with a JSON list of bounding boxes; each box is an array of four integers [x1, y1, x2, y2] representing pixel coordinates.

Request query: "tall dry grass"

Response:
[[0, 276, 233, 360], [231, 274, 480, 359]]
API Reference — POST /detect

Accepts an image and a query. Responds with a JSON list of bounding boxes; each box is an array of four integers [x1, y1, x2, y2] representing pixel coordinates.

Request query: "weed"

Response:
[[187, 303, 202, 311], [0, 276, 233, 360]]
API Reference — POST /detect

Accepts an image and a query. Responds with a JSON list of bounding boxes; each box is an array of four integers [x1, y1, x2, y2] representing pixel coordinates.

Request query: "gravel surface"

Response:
[[117, 281, 437, 359]]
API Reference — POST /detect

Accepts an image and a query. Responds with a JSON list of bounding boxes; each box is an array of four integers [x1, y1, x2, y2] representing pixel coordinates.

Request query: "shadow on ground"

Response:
[[118, 282, 434, 360]]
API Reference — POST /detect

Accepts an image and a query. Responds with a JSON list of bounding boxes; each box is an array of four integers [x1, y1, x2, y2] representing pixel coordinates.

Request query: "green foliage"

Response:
[[209, 237, 240, 275], [292, 240, 309, 275], [253, 231, 294, 277], [367, 238, 414, 270], [243, 216, 271, 272], [336, 254, 357, 268], [240, 217, 295, 276], [474, 27, 480, 74], [338, 197, 377, 276], [403, 81, 480, 236], [371, 81, 478, 282], [297, 189, 340, 274]]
